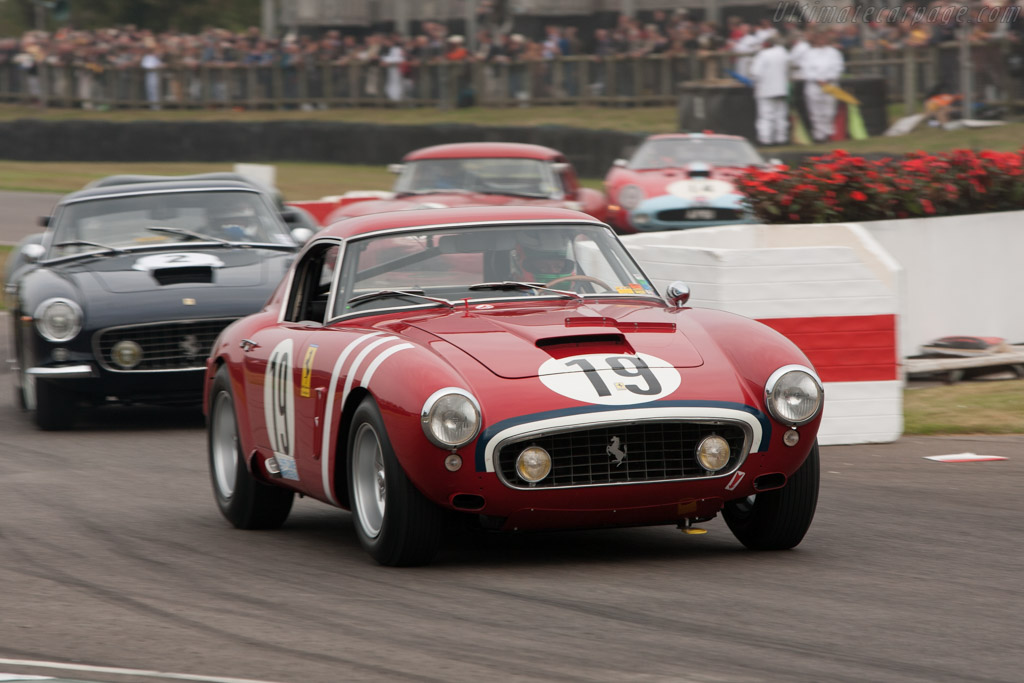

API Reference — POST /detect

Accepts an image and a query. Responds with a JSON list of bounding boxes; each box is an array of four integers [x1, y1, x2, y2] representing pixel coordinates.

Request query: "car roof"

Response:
[[403, 142, 564, 162], [646, 132, 747, 142], [59, 179, 266, 204], [85, 172, 277, 194], [323, 205, 604, 239]]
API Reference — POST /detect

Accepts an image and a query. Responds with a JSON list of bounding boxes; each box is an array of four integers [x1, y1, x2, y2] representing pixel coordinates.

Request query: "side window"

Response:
[[284, 242, 340, 324]]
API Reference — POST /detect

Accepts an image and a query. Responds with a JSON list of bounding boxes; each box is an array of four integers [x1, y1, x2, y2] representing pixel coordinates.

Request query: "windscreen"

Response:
[[332, 223, 659, 317], [49, 190, 293, 258], [394, 158, 563, 198], [630, 138, 764, 170]]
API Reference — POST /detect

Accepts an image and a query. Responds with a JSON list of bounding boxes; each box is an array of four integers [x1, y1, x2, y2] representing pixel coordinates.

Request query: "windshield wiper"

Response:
[[53, 239, 126, 255], [147, 226, 234, 245], [476, 190, 549, 199], [347, 289, 455, 309], [468, 281, 582, 300], [396, 188, 473, 197]]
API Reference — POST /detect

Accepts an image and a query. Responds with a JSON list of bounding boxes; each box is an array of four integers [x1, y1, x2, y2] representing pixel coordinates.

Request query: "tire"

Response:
[[34, 378, 74, 430], [347, 396, 443, 566], [208, 365, 293, 530], [723, 441, 820, 551]]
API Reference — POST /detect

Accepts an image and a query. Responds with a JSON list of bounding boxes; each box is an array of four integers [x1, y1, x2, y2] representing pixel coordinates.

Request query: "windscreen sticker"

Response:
[[264, 338, 299, 480], [132, 252, 224, 271], [539, 353, 681, 405]]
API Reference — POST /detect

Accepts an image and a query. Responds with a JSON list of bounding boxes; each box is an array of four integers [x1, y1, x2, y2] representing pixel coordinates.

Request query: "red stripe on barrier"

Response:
[[758, 314, 898, 382]]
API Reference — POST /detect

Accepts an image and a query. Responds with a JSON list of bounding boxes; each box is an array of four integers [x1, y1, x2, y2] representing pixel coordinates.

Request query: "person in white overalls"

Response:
[[749, 37, 791, 146], [798, 31, 845, 143]]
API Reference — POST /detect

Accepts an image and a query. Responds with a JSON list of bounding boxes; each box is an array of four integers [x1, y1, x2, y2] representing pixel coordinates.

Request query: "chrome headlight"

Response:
[[618, 184, 645, 210], [765, 365, 824, 426], [34, 298, 83, 342], [421, 388, 481, 449]]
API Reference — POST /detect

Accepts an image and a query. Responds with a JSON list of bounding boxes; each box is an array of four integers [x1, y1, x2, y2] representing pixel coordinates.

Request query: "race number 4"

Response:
[[539, 353, 681, 405], [263, 338, 299, 480]]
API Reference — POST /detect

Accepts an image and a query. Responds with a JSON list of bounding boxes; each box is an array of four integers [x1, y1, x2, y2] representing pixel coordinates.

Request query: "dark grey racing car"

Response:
[[7, 177, 311, 429]]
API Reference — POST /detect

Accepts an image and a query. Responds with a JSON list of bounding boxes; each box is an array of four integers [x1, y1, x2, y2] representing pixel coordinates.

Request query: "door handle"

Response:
[[240, 338, 260, 352]]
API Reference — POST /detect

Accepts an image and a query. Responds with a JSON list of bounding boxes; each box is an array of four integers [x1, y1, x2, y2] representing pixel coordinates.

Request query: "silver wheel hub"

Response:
[[211, 391, 239, 499], [353, 422, 386, 539]]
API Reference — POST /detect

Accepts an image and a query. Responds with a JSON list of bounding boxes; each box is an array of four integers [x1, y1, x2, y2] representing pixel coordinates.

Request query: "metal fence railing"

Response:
[[0, 41, 1017, 114]]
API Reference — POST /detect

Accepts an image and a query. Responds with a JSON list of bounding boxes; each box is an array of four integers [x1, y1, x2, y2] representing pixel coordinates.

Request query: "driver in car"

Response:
[[513, 234, 577, 286]]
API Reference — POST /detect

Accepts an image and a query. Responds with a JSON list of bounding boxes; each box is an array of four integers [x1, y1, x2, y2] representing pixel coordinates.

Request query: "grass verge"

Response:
[[903, 379, 1024, 435], [0, 160, 605, 197]]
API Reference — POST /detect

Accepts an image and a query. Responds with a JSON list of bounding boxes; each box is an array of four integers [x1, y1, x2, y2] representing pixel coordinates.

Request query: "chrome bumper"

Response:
[[26, 364, 97, 379]]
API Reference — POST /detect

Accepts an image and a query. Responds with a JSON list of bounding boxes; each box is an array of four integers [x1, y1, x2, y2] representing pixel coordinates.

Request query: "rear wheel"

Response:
[[208, 366, 293, 529], [723, 442, 820, 550], [347, 396, 443, 566]]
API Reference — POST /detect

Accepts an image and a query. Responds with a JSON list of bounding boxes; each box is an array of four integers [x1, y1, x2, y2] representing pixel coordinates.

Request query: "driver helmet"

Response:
[[515, 232, 575, 284]]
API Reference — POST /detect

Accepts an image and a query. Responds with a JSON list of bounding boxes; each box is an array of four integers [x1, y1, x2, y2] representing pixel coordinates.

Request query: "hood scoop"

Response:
[[536, 333, 627, 350], [152, 266, 215, 286]]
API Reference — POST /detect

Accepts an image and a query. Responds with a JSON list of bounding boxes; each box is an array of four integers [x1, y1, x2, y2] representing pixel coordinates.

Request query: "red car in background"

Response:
[[292, 142, 606, 226], [204, 205, 823, 566], [604, 133, 773, 234]]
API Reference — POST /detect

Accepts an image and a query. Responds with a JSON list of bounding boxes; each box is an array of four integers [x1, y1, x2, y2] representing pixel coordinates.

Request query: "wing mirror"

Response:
[[22, 243, 46, 263], [290, 227, 314, 245], [38, 216, 50, 227], [387, 163, 405, 174], [665, 281, 690, 308], [612, 158, 628, 168]]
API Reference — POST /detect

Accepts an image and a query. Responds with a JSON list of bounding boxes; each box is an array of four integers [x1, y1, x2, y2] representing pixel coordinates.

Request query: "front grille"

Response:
[[95, 318, 235, 372], [497, 421, 748, 489], [656, 208, 745, 222]]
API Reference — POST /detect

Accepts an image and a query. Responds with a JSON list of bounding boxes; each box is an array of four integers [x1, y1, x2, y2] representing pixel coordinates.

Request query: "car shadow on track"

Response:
[[279, 505, 746, 568], [68, 404, 205, 431]]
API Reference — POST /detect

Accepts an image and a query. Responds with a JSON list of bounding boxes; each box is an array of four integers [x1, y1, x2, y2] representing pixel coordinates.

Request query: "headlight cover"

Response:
[[34, 298, 83, 343], [421, 388, 481, 449], [765, 365, 823, 426], [618, 184, 645, 210]]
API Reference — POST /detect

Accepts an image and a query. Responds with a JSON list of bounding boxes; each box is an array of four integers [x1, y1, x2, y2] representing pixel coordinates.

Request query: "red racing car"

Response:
[[204, 206, 823, 566], [604, 133, 772, 233], [308, 142, 606, 225]]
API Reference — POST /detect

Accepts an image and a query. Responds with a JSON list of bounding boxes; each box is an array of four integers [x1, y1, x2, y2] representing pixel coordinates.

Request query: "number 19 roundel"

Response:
[[538, 353, 681, 405]]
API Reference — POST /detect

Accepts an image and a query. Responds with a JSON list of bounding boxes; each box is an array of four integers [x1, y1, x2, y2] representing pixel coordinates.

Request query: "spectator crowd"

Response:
[[1, 1, 1022, 112]]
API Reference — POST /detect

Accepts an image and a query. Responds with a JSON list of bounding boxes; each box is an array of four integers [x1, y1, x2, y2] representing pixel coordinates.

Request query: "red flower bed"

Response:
[[738, 149, 1024, 223]]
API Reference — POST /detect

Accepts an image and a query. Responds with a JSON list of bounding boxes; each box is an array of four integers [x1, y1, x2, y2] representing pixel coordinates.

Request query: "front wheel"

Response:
[[347, 396, 443, 566], [208, 365, 293, 529], [723, 442, 820, 550]]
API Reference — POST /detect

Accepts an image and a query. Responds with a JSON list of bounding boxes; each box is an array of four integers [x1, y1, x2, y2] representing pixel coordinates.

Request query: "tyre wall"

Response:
[[0, 119, 643, 179]]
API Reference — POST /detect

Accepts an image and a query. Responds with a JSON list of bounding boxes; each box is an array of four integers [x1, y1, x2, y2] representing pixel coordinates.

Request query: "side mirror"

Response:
[[387, 163, 405, 174], [290, 227, 314, 245], [38, 216, 50, 227], [769, 158, 783, 167], [665, 281, 690, 308], [612, 159, 628, 168], [23, 243, 46, 263]]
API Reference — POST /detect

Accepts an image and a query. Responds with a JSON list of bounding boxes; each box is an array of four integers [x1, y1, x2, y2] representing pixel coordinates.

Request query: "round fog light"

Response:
[[51, 347, 70, 362], [696, 435, 731, 472], [783, 429, 800, 447], [111, 340, 143, 369], [444, 454, 462, 472], [516, 446, 551, 483]]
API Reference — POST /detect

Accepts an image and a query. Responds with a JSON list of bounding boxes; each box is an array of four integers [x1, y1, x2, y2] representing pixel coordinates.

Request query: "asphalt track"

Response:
[[1, 189, 1021, 682]]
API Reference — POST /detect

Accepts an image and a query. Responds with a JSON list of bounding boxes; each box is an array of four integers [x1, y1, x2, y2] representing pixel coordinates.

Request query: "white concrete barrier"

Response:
[[622, 223, 903, 445], [858, 210, 1024, 359]]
